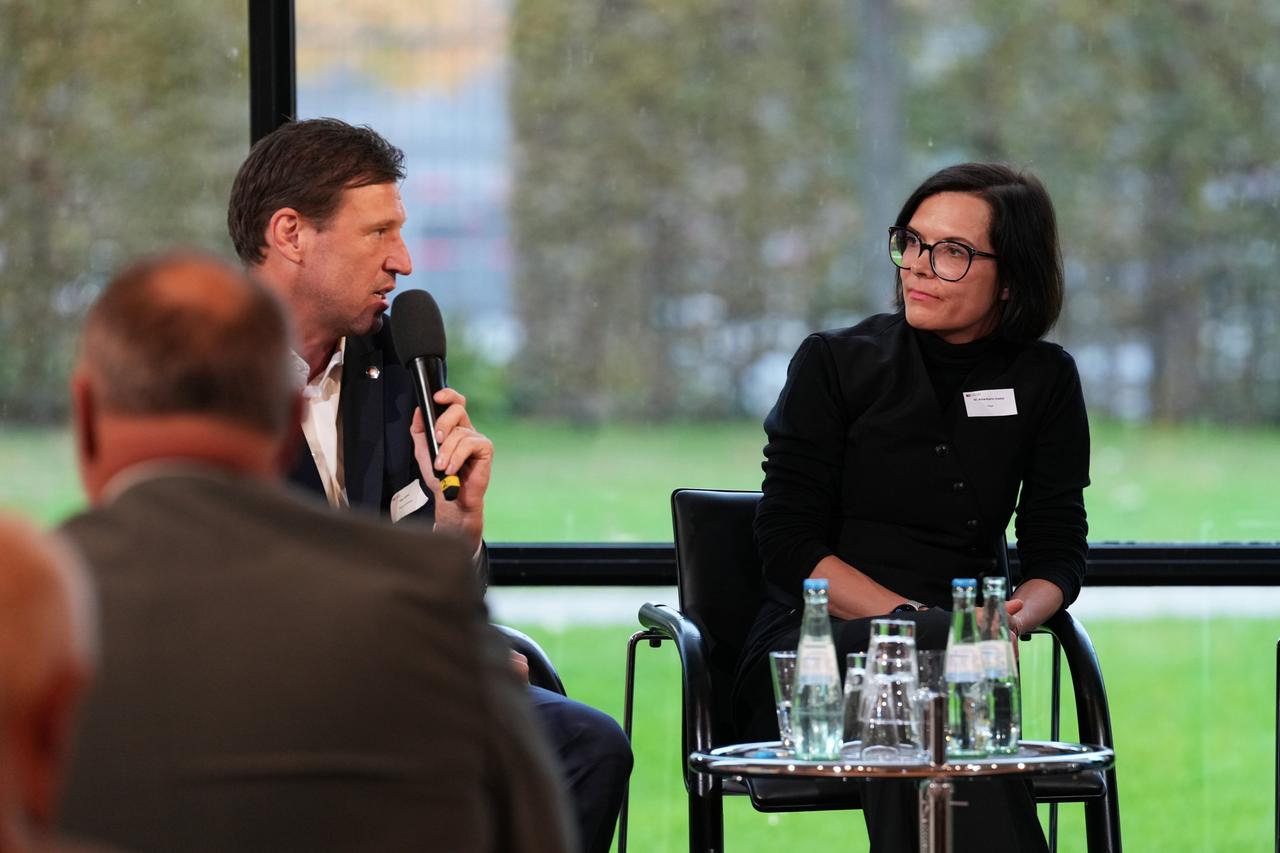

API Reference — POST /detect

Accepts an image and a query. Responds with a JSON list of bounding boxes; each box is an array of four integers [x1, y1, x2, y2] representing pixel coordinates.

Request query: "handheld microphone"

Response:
[[389, 290, 461, 501]]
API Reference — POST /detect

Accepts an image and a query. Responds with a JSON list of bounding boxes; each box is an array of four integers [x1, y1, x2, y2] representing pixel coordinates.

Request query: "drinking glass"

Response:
[[768, 650, 798, 748], [914, 649, 948, 750], [842, 652, 867, 741], [859, 624, 922, 761], [866, 618, 918, 680], [916, 648, 947, 696]]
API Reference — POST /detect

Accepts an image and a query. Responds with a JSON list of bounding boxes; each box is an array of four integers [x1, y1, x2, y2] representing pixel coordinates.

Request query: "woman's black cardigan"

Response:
[[754, 312, 1089, 612]]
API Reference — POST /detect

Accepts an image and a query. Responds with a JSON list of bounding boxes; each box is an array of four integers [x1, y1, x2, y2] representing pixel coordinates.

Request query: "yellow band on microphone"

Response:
[[440, 474, 461, 501]]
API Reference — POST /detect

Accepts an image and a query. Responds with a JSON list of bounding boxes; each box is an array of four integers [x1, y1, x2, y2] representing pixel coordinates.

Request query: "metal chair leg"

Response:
[[619, 628, 666, 853], [1050, 632, 1062, 853], [688, 778, 725, 853]]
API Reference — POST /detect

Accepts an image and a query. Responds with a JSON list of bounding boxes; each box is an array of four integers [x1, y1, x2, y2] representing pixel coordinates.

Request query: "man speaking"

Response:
[[227, 118, 632, 853]]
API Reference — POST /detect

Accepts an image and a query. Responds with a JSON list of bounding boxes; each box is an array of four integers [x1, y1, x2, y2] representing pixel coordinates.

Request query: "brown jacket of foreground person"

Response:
[[54, 252, 577, 853]]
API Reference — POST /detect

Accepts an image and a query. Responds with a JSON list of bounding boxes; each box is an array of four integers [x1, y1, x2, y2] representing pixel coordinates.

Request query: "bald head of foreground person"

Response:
[[69, 251, 300, 506], [0, 515, 96, 853], [56, 251, 575, 853]]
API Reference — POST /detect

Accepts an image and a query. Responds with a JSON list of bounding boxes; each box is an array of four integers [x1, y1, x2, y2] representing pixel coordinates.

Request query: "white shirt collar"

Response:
[[293, 339, 347, 398]]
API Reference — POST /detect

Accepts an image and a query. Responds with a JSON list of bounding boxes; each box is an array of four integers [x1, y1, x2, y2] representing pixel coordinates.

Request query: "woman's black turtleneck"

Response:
[[912, 325, 995, 410]]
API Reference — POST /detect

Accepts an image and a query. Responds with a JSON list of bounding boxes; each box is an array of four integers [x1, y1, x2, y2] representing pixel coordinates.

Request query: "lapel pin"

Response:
[[366, 366, 381, 380]]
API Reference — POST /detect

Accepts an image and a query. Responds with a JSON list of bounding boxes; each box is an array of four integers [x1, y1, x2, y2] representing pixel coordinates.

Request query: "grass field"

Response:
[[4, 418, 1280, 541], [2, 420, 1278, 850]]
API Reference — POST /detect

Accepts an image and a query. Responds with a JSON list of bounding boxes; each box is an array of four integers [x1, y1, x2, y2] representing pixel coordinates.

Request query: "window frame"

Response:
[[252, 1, 1280, 588]]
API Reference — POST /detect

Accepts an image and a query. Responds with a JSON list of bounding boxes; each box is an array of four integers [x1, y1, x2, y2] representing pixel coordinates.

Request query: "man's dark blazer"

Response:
[[288, 326, 427, 520], [288, 324, 492, 575], [57, 470, 574, 853]]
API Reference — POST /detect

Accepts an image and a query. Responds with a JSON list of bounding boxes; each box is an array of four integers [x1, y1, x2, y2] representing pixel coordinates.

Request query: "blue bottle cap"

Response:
[[803, 578, 829, 591], [951, 577, 976, 588]]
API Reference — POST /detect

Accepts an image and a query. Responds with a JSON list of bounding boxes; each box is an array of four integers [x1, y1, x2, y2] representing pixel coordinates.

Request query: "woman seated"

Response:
[[733, 162, 1089, 853]]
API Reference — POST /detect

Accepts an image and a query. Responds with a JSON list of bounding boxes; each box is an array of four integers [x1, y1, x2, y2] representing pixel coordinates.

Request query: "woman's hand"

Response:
[[1003, 597, 1025, 633], [1005, 578, 1063, 637]]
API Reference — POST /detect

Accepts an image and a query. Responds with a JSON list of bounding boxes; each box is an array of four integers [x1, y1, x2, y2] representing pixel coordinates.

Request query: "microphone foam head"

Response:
[[389, 289, 446, 361]]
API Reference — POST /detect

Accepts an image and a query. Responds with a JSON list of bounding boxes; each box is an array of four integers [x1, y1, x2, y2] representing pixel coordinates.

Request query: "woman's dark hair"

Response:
[[892, 162, 1063, 342], [227, 118, 406, 265]]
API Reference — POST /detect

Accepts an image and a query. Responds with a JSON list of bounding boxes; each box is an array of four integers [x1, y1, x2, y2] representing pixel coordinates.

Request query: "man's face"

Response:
[[299, 182, 412, 339]]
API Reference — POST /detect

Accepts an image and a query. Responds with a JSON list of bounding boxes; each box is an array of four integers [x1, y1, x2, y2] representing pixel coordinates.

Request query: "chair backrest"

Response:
[[671, 488, 766, 744]]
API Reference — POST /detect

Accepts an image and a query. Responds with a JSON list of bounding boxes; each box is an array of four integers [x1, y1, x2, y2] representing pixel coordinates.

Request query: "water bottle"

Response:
[[945, 578, 990, 758], [981, 576, 1021, 754], [793, 578, 843, 759]]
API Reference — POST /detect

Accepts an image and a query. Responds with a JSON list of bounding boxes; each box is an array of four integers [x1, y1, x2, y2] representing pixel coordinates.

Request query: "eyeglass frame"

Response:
[[887, 226, 998, 282]]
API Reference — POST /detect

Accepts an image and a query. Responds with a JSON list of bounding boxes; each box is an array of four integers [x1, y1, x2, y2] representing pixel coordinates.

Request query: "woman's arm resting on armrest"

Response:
[[1007, 577, 1065, 636], [811, 555, 919, 621]]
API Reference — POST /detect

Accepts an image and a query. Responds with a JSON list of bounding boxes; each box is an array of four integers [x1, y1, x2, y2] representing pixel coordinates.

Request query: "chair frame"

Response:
[[619, 488, 1121, 853], [496, 623, 567, 696]]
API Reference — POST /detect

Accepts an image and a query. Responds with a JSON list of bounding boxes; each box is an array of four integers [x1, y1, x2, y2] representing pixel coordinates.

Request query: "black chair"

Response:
[[496, 623, 567, 695], [620, 488, 1121, 853]]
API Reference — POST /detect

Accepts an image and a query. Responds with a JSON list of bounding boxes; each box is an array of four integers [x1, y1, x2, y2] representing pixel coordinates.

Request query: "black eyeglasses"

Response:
[[887, 226, 997, 282]]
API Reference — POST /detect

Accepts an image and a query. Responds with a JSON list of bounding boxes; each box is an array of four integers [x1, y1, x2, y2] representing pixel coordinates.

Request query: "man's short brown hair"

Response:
[[227, 118, 406, 265]]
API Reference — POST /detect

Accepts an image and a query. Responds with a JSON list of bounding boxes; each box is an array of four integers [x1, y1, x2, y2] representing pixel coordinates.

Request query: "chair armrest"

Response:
[[638, 602, 717, 758], [1036, 610, 1115, 750], [495, 623, 567, 696]]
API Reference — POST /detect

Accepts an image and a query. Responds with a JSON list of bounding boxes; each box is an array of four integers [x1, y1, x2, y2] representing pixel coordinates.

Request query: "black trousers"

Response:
[[733, 602, 1048, 853], [529, 685, 634, 853]]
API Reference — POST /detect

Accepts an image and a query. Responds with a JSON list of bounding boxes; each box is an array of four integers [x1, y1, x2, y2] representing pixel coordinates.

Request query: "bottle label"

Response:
[[796, 639, 839, 684], [980, 639, 1013, 678], [945, 644, 982, 682]]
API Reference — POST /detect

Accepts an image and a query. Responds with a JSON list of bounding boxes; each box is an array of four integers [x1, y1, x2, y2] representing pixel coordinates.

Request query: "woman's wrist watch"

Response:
[[892, 600, 924, 613]]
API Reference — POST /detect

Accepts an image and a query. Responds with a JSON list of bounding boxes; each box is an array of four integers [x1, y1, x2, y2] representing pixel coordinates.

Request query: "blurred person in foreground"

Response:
[[55, 252, 574, 853], [228, 117, 631, 853], [734, 163, 1089, 852], [0, 514, 106, 853]]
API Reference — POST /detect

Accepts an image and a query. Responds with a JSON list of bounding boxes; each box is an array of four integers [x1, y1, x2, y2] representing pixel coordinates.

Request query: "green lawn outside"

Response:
[[2, 422, 1278, 850], [5, 418, 1280, 541]]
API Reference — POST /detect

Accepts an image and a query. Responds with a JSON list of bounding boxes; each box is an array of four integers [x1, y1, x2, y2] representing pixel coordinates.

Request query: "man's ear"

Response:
[[70, 370, 97, 470], [265, 208, 306, 264], [70, 370, 104, 503]]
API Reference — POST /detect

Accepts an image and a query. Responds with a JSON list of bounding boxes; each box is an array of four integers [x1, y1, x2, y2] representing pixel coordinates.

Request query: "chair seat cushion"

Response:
[[1029, 771, 1108, 802], [743, 777, 863, 812]]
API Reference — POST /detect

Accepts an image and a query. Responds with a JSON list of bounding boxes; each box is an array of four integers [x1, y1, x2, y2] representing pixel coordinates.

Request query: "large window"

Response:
[[292, 4, 1280, 851], [0, 0, 248, 521], [2, 3, 1277, 852], [295, 0, 1280, 544]]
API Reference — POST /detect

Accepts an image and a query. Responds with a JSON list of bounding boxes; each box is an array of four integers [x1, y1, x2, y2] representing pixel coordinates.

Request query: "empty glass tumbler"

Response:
[[914, 648, 948, 751], [842, 652, 867, 741], [768, 650, 798, 748], [859, 619, 922, 761]]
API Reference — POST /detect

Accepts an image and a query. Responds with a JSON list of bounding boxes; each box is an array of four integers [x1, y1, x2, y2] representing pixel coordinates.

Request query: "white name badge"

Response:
[[390, 480, 430, 523], [963, 388, 1018, 418]]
